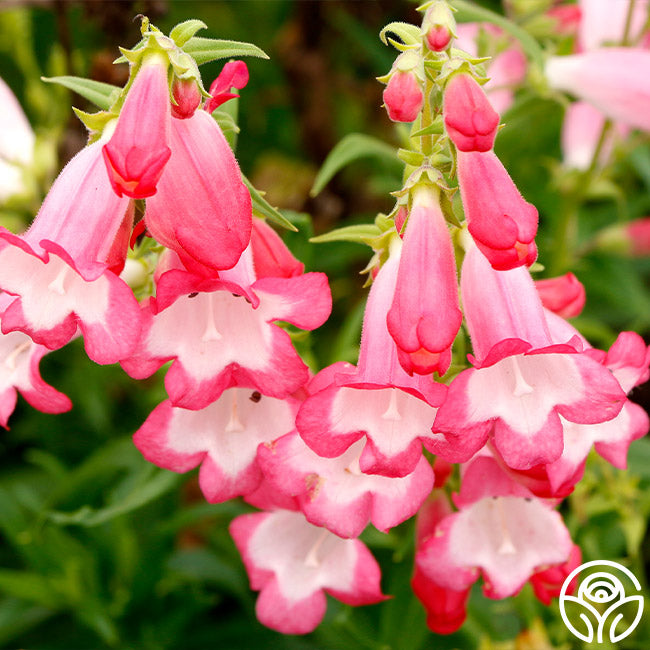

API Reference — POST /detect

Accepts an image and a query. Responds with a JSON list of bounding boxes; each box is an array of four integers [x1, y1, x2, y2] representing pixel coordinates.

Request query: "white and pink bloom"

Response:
[[387, 186, 462, 376], [0, 139, 141, 365], [133, 385, 297, 503], [103, 55, 172, 199], [456, 150, 538, 270], [415, 455, 574, 600], [430, 243, 626, 469], [230, 509, 386, 634], [122, 249, 331, 410], [296, 246, 446, 478]]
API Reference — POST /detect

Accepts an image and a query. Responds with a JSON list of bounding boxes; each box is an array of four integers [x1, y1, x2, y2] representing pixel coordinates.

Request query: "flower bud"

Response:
[[171, 78, 202, 119], [423, 1, 456, 52], [535, 273, 586, 318], [443, 73, 500, 152], [383, 72, 423, 123]]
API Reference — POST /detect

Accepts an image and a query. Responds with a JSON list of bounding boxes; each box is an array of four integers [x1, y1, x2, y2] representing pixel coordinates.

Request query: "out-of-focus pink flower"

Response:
[[171, 78, 202, 119], [205, 61, 249, 113], [626, 217, 650, 256], [546, 48, 650, 132], [144, 109, 252, 274], [535, 272, 586, 318], [457, 150, 538, 269], [0, 77, 34, 202], [230, 509, 386, 634], [578, 0, 649, 51], [387, 186, 462, 376], [103, 55, 171, 199], [443, 73, 500, 152], [383, 57, 424, 123], [547, 4, 582, 36]]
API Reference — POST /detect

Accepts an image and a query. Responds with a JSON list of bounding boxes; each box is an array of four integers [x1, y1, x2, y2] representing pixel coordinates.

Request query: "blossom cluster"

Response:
[[0, 1, 649, 639]]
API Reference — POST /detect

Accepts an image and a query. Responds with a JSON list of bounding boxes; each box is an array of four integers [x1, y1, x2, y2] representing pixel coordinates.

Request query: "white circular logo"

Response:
[[559, 560, 644, 644]]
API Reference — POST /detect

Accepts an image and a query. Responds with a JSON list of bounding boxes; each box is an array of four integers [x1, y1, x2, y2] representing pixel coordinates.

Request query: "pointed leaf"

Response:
[[169, 19, 207, 47], [41, 76, 120, 110], [242, 175, 298, 231], [379, 22, 422, 47], [183, 37, 269, 66], [311, 133, 399, 197], [310, 223, 381, 244], [453, 0, 544, 70]]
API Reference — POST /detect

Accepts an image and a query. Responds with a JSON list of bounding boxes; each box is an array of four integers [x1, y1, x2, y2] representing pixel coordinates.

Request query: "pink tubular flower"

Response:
[[0, 294, 71, 427], [205, 61, 249, 113], [443, 74, 500, 152], [387, 186, 462, 376], [415, 455, 574, 600], [133, 386, 297, 503], [258, 430, 434, 538], [457, 150, 538, 269], [230, 509, 386, 635], [535, 272, 586, 318], [429, 243, 626, 470], [103, 55, 171, 199], [0, 140, 141, 364], [250, 218, 304, 279], [546, 49, 650, 132], [578, 0, 649, 51], [296, 246, 447, 478], [121, 248, 331, 410], [144, 109, 252, 274]]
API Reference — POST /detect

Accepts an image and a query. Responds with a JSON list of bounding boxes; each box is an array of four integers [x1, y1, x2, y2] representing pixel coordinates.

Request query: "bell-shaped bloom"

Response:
[[0, 77, 35, 202], [171, 78, 202, 120], [530, 544, 582, 605], [122, 249, 331, 410], [430, 243, 626, 469], [535, 272, 586, 318], [443, 73, 500, 152], [546, 49, 650, 132], [297, 246, 446, 478], [250, 218, 304, 279], [133, 385, 297, 503], [383, 59, 424, 123], [205, 61, 249, 113], [103, 55, 172, 199], [457, 150, 538, 270], [387, 187, 462, 375], [0, 140, 141, 364], [144, 109, 252, 274], [0, 294, 71, 427], [578, 0, 649, 51], [415, 455, 574, 599], [258, 430, 434, 538], [230, 509, 386, 634]]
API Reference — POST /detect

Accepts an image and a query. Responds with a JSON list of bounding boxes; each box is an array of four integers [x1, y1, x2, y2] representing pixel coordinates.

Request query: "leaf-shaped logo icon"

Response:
[[560, 595, 599, 642], [601, 595, 644, 643]]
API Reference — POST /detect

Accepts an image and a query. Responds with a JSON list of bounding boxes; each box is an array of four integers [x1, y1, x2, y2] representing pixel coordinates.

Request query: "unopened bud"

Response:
[[423, 1, 456, 52], [171, 78, 202, 119]]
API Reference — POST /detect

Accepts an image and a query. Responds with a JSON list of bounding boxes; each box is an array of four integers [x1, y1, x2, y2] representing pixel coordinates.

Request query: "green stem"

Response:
[[622, 0, 638, 45]]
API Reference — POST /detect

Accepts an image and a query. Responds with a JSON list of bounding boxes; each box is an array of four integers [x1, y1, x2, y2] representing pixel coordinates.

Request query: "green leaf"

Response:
[[242, 176, 298, 231], [41, 76, 119, 111], [310, 224, 381, 245], [183, 37, 269, 66], [379, 22, 422, 48], [0, 570, 60, 609], [311, 133, 399, 197], [47, 469, 181, 527], [453, 0, 544, 71], [169, 19, 207, 47]]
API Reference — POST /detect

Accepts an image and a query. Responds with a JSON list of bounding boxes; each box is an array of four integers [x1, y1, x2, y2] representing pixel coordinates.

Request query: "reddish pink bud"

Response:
[[530, 544, 582, 606], [171, 78, 202, 120], [627, 217, 650, 256], [444, 74, 500, 152], [103, 56, 171, 199], [457, 150, 538, 269], [383, 71, 424, 123], [250, 218, 304, 279], [426, 25, 452, 51], [412, 569, 470, 635], [535, 273, 586, 318], [394, 205, 408, 235], [205, 61, 249, 113]]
